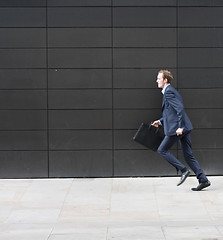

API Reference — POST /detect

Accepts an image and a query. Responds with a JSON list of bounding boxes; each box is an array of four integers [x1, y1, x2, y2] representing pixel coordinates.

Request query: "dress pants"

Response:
[[157, 131, 208, 183]]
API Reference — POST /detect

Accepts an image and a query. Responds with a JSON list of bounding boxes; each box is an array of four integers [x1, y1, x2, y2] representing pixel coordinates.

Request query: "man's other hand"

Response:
[[176, 128, 183, 136]]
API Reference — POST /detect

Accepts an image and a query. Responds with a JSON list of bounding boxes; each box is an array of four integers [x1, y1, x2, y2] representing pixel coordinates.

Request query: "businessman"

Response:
[[152, 70, 210, 191]]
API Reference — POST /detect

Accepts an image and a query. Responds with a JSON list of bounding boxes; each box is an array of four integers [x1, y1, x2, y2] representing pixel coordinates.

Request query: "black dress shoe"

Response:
[[177, 170, 190, 186], [191, 180, 211, 191]]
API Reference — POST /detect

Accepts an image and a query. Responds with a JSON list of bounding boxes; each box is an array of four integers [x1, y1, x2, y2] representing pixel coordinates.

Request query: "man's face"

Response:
[[156, 73, 167, 89]]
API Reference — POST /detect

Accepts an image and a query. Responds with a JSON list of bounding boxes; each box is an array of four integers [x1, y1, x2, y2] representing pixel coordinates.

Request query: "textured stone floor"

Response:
[[0, 176, 222, 240]]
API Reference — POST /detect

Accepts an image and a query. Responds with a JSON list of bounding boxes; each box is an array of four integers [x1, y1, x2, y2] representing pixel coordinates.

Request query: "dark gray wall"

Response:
[[0, 0, 223, 178]]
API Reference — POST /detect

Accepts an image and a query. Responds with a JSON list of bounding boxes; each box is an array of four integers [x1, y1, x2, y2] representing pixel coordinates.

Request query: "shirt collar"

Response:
[[161, 84, 170, 94]]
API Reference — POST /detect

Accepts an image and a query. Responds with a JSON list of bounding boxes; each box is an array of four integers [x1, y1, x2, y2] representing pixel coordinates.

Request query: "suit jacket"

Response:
[[159, 85, 193, 136]]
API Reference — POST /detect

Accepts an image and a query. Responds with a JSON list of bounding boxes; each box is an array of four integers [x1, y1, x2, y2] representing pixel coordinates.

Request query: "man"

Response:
[[152, 70, 211, 191]]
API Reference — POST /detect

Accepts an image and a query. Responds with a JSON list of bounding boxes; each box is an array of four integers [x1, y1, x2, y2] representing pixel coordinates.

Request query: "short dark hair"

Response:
[[158, 70, 173, 83]]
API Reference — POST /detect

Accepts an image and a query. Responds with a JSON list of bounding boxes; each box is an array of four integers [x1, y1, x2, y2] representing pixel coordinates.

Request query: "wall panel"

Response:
[[49, 130, 112, 150], [0, 8, 46, 27], [178, 69, 223, 89], [0, 110, 47, 130], [113, 48, 176, 68], [190, 130, 223, 149], [0, 151, 48, 178], [48, 69, 112, 89], [47, 0, 111, 7], [0, 131, 47, 150], [178, 48, 223, 68], [114, 28, 176, 47], [0, 28, 46, 48], [114, 89, 162, 109], [0, 0, 46, 7], [49, 151, 113, 177], [178, 0, 223, 6], [0, 90, 47, 109], [48, 90, 112, 109], [49, 110, 112, 130], [48, 28, 111, 48], [0, 69, 47, 89], [113, 7, 176, 27], [178, 7, 223, 27], [47, 7, 111, 27], [180, 89, 223, 109], [178, 28, 223, 48], [187, 109, 223, 129], [113, 0, 176, 6], [0, 49, 46, 68], [48, 49, 112, 68]]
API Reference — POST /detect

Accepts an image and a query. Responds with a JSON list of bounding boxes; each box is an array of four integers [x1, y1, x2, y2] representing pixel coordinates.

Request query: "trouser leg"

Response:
[[157, 135, 186, 172], [179, 132, 208, 183]]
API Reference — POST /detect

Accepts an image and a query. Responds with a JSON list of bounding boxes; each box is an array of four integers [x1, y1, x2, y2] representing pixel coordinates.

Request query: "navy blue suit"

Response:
[[157, 85, 208, 183]]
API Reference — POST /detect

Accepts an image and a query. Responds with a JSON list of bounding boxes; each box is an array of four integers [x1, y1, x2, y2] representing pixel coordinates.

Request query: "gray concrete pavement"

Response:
[[0, 176, 223, 239]]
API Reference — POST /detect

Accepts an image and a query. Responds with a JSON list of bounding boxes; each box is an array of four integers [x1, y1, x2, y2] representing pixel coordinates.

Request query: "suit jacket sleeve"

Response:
[[159, 117, 163, 125]]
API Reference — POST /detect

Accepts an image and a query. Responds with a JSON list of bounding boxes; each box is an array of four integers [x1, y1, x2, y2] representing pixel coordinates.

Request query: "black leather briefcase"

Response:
[[133, 123, 164, 151]]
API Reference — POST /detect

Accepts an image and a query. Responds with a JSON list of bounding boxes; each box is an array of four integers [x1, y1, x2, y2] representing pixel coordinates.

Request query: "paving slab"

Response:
[[0, 176, 223, 240]]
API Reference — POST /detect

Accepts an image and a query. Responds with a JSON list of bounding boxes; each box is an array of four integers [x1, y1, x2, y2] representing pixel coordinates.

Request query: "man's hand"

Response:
[[152, 120, 160, 128], [176, 128, 183, 136]]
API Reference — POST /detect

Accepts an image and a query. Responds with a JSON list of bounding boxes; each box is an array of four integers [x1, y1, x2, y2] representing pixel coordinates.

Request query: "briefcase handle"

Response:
[[149, 122, 158, 132], [149, 122, 164, 136]]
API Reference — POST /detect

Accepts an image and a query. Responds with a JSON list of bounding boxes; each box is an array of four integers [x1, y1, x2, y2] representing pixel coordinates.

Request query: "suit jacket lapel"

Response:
[[161, 85, 170, 111], [162, 96, 165, 111]]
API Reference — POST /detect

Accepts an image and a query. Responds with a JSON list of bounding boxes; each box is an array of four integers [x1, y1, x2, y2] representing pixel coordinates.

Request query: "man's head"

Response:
[[156, 70, 173, 89]]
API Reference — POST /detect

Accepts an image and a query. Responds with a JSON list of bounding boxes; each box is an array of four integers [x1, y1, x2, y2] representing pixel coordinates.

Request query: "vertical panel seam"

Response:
[[111, 0, 114, 177], [46, 0, 50, 177]]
